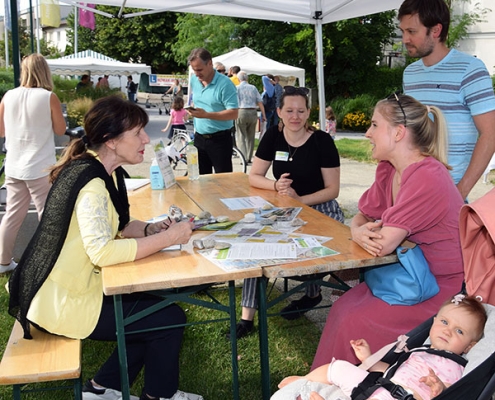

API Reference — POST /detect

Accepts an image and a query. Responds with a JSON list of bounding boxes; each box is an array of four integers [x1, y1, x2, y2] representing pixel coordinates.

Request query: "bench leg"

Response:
[[13, 384, 21, 400], [74, 376, 83, 400]]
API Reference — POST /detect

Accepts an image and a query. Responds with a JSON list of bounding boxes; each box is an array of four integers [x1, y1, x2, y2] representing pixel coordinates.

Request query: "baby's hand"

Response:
[[278, 376, 303, 389], [350, 339, 372, 362], [419, 368, 446, 397]]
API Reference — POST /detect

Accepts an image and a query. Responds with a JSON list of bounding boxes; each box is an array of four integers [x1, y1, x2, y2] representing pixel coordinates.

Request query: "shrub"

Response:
[[342, 111, 371, 131], [66, 97, 93, 128]]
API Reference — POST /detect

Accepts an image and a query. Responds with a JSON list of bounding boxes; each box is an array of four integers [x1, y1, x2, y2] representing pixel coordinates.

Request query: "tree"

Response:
[[446, 0, 490, 48], [1, 21, 62, 66], [65, 6, 181, 73]]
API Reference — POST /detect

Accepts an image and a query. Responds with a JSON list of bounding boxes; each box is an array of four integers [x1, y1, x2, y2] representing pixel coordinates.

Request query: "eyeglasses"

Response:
[[217, 69, 226, 73], [387, 92, 407, 127], [284, 86, 310, 96]]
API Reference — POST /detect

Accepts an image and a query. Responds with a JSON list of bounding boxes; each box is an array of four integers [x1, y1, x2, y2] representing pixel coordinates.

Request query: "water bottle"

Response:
[[149, 158, 165, 189], [186, 143, 200, 180]]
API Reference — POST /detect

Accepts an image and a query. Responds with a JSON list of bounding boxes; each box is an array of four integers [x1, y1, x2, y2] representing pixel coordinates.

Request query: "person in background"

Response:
[[272, 75, 284, 126], [0, 53, 66, 274], [95, 77, 103, 88], [126, 75, 138, 103], [312, 94, 464, 369], [399, 0, 495, 200], [162, 96, 189, 140], [325, 106, 337, 139], [213, 62, 227, 75], [229, 86, 344, 339], [229, 66, 241, 86], [76, 74, 92, 91], [236, 71, 266, 163], [101, 75, 110, 88], [187, 48, 238, 174], [8, 96, 201, 400], [166, 78, 184, 99], [262, 75, 277, 131], [274, 295, 486, 400]]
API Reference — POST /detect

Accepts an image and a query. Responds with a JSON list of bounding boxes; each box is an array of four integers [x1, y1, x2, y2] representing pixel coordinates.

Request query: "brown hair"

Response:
[[172, 96, 184, 111], [398, 0, 450, 43], [441, 295, 487, 341], [326, 106, 336, 121]]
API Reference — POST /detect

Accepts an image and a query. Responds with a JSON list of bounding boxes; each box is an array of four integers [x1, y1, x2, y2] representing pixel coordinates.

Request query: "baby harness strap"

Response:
[[351, 347, 466, 400]]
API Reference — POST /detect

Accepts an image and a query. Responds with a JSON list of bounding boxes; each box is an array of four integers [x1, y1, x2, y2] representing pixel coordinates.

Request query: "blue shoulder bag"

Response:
[[364, 245, 439, 306]]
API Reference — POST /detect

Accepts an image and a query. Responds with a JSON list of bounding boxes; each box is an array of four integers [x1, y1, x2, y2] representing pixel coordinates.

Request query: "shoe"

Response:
[[83, 379, 139, 400], [280, 293, 323, 320], [0, 259, 17, 274], [140, 391, 204, 400], [225, 321, 254, 340]]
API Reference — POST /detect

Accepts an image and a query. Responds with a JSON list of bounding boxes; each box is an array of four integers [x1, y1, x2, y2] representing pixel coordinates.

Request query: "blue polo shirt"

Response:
[[190, 71, 238, 134]]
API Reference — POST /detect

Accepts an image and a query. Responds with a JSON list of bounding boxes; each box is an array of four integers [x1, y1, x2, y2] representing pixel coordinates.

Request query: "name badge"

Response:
[[275, 151, 290, 162]]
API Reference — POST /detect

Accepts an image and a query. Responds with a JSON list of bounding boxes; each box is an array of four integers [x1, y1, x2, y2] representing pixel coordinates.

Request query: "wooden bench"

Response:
[[0, 321, 82, 400]]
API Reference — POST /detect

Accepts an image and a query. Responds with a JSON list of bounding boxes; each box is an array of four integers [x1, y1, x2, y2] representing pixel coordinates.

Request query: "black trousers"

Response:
[[194, 129, 233, 174], [89, 293, 186, 398]]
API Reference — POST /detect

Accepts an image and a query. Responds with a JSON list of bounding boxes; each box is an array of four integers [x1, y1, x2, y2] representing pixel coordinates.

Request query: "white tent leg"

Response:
[[315, 12, 326, 130]]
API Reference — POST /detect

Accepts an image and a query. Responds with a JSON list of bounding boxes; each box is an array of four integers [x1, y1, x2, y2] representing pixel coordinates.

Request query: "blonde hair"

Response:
[[375, 94, 450, 169], [20, 54, 54, 91]]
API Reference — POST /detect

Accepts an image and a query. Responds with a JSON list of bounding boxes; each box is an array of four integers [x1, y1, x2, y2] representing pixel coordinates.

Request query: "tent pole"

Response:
[[29, 0, 35, 53], [35, 0, 40, 53], [4, 18, 9, 68], [314, 11, 326, 130], [74, 5, 79, 54], [10, 0, 20, 86]]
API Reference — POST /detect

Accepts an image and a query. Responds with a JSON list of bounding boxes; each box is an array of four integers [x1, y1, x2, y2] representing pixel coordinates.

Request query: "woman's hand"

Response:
[[164, 220, 194, 245], [275, 173, 297, 198], [146, 217, 175, 235], [351, 220, 383, 256]]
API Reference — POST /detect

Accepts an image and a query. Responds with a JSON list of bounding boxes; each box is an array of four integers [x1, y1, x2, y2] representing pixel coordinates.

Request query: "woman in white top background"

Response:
[[0, 54, 66, 273]]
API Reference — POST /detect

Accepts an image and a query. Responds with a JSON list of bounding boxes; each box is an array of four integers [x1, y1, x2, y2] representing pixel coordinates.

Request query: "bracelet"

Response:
[[144, 223, 151, 237], [274, 179, 278, 191]]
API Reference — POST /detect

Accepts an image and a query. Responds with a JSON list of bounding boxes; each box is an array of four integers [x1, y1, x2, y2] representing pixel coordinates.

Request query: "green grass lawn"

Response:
[[334, 138, 375, 164], [0, 276, 321, 399]]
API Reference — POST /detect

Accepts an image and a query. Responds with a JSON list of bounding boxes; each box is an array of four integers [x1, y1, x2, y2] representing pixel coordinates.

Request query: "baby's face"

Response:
[[429, 304, 479, 355]]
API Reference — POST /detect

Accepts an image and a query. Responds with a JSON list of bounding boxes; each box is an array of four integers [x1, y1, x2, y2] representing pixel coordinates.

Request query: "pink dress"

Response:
[[312, 158, 464, 368], [329, 351, 464, 400]]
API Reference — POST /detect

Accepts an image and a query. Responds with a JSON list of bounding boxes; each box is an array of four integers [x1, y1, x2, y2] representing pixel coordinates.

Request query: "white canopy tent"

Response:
[[46, 50, 151, 76], [62, 0, 403, 126], [212, 47, 305, 86]]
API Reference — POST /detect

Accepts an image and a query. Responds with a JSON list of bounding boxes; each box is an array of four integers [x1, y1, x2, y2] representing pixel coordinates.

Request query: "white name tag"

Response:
[[275, 151, 290, 162]]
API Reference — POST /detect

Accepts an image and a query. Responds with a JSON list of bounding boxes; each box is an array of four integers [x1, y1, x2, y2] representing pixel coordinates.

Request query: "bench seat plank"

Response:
[[0, 321, 81, 385]]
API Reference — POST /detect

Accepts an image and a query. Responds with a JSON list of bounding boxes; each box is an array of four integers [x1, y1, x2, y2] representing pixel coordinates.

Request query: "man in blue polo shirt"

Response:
[[187, 48, 239, 174]]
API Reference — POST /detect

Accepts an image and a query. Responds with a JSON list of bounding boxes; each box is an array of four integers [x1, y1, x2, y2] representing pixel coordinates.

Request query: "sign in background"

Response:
[[149, 74, 188, 87]]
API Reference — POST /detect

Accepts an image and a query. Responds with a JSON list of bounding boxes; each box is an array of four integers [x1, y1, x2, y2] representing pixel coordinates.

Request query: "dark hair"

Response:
[[230, 66, 240, 74], [81, 74, 89, 81], [188, 48, 212, 65], [375, 94, 449, 168], [398, 0, 450, 43], [172, 96, 184, 111], [50, 96, 149, 181], [441, 295, 487, 341]]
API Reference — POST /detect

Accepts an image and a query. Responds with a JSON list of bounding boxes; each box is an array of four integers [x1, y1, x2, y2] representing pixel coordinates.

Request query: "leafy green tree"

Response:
[[446, 0, 490, 48], [65, 6, 181, 73], [171, 13, 395, 99], [1, 21, 62, 65]]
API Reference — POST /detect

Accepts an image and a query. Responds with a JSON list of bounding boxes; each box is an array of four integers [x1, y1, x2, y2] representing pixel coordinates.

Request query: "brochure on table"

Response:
[[152, 139, 176, 188], [198, 221, 339, 272]]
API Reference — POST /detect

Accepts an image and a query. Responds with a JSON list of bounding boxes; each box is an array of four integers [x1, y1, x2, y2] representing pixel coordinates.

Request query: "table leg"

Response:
[[258, 276, 271, 400], [228, 281, 240, 400], [114, 294, 131, 400]]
